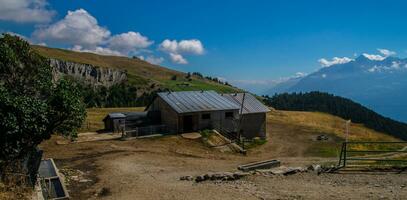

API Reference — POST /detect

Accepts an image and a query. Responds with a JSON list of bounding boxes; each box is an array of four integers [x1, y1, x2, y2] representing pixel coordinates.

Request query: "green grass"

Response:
[[243, 138, 267, 149], [199, 129, 215, 139]]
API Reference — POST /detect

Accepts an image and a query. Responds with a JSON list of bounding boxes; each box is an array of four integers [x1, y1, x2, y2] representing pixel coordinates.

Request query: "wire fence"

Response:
[[337, 141, 407, 169], [123, 124, 168, 138]]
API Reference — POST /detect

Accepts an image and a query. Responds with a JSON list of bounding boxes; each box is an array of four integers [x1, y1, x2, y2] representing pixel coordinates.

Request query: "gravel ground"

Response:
[[38, 134, 407, 200]]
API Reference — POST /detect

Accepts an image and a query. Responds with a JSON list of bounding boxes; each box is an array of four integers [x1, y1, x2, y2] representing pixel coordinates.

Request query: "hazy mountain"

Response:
[[267, 55, 407, 122]]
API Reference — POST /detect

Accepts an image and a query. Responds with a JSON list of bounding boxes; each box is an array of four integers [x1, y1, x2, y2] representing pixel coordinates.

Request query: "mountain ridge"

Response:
[[266, 55, 407, 122]]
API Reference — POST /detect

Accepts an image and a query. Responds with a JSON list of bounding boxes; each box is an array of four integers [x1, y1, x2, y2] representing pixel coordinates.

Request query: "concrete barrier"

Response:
[[238, 159, 281, 172]]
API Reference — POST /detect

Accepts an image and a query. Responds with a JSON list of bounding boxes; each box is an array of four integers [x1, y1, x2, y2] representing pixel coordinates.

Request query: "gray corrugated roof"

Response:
[[157, 90, 240, 114], [107, 113, 126, 118], [223, 93, 270, 114]]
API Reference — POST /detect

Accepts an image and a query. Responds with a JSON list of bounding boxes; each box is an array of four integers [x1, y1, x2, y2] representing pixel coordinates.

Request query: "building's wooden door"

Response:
[[182, 115, 194, 132]]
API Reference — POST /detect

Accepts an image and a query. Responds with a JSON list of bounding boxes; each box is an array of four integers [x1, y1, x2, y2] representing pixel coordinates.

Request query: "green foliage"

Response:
[[78, 82, 162, 108], [263, 91, 407, 140], [0, 34, 86, 161], [48, 79, 86, 138], [199, 129, 214, 138], [243, 138, 267, 149]]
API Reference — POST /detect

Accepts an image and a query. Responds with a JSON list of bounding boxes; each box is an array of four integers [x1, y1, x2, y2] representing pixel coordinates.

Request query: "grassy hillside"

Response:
[[265, 92, 407, 140], [32, 45, 240, 93], [266, 109, 400, 157]]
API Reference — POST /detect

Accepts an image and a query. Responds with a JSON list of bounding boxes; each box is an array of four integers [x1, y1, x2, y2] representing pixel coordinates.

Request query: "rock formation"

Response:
[[50, 58, 127, 87]]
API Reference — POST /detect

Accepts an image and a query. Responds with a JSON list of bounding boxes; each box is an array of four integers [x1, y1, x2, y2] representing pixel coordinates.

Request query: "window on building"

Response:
[[225, 112, 234, 119], [202, 113, 211, 120]]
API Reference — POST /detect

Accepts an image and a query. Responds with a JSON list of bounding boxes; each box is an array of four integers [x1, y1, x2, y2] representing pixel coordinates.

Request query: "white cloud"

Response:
[[318, 57, 353, 67], [138, 55, 164, 65], [321, 74, 327, 78], [159, 39, 204, 55], [363, 48, 396, 61], [33, 9, 111, 48], [159, 39, 205, 64], [0, 0, 55, 23], [169, 53, 188, 64], [378, 48, 396, 57], [108, 31, 153, 54], [71, 45, 123, 56]]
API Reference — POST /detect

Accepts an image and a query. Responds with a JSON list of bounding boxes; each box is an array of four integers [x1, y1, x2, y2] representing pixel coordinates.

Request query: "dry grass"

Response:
[[32, 45, 240, 93], [80, 107, 145, 132], [0, 182, 32, 200], [266, 109, 401, 157], [268, 110, 399, 142]]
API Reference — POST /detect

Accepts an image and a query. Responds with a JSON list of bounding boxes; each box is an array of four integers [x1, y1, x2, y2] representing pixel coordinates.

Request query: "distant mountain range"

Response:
[[266, 55, 407, 122]]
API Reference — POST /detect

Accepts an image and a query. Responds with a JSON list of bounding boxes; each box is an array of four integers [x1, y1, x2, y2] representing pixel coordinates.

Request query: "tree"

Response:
[[0, 34, 86, 164]]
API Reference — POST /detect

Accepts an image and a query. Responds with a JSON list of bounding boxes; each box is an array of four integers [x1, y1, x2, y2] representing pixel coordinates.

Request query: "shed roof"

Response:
[[157, 90, 240, 114], [106, 113, 126, 118], [222, 93, 270, 114]]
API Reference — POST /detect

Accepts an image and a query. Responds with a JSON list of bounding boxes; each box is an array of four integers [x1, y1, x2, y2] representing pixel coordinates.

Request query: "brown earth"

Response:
[[39, 110, 407, 200]]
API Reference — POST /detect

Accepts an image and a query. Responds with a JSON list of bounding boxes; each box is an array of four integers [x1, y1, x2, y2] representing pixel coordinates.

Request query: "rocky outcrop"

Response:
[[50, 58, 127, 87]]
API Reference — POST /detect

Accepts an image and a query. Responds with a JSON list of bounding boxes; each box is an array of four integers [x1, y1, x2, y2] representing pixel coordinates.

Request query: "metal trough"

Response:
[[238, 159, 281, 172], [38, 159, 69, 200]]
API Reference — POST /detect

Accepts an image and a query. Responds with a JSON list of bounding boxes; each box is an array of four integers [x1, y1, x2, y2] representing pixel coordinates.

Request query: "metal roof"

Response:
[[222, 93, 270, 114], [157, 90, 240, 114], [107, 113, 126, 118]]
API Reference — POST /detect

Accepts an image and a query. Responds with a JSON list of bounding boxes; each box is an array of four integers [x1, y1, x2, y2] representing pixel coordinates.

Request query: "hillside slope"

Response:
[[264, 92, 407, 140], [32, 45, 240, 93], [264, 109, 400, 158]]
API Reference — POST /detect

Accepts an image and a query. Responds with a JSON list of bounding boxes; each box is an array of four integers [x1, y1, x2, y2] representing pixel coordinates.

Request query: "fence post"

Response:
[[343, 142, 347, 167]]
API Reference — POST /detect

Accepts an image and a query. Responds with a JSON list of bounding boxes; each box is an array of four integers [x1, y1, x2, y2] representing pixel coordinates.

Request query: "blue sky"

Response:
[[2, 0, 407, 93]]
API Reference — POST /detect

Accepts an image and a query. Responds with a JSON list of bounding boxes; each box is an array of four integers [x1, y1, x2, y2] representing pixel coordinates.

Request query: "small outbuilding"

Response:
[[103, 113, 126, 132]]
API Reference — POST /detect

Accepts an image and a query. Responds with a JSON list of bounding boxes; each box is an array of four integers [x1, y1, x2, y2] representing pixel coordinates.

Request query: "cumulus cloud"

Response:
[[71, 45, 123, 56], [0, 0, 55, 23], [318, 57, 353, 67], [159, 39, 204, 55], [363, 48, 396, 61], [108, 31, 153, 54], [33, 9, 111, 48], [138, 55, 164, 65], [159, 39, 204, 64], [169, 53, 188, 64]]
